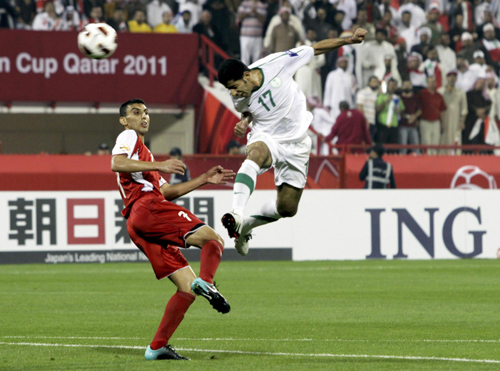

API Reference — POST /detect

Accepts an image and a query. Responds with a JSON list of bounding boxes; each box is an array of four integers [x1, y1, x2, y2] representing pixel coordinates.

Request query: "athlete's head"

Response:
[[218, 59, 253, 98], [119, 99, 150, 137]]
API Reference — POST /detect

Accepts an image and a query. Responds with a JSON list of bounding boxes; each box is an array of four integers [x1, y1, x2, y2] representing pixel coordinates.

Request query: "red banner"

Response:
[[0, 30, 202, 105]]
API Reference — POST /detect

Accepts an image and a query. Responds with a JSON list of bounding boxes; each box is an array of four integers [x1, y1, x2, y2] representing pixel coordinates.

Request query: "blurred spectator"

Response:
[[269, 7, 300, 54], [397, 0, 426, 29], [480, 23, 500, 72], [107, 8, 128, 32], [449, 13, 467, 51], [324, 56, 355, 122], [331, 9, 345, 35], [399, 79, 421, 154], [32, 2, 60, 30], [457, 32, 475, 64], [361, 28, 397, 88], [204, 0, 232, 53], [303, 4, 331, 41], [237, 0, 267, 66], [422, 46, 443, 89], [421, 3, 443, 46], [226, 140, 242, 154], [83, 0, 105, 20], [376, 78, 404, 147], [15, 0, 36, 29], [417, 76, 447, 154], [0, 0, 17, 28], [353, 7, 375, 41], [97, 143, 110, 155], [381, 53, 402, 89], [128, 9, 151, 32], [337, 30, 355, 75], [147, 0, 172, 28], [336, 0, 357, 31], [174, 10, 193, 33], [308, 96, 335, 155], [323, 101, 371, 152], [407, 52, 426, 93], [321, 28, 339, 89], [357, 75, 380, 141], [456, 55, 477, 92], [59, 5, 83, 30], [375, 10, 398, 45], [295, 28, 325, 101], [410, 27, 431, 59], [265, 1, 304, 52], [359, 143, 396, 189], [395, 38, 410, 81], [153, 10, 177, 33], [168, 147, 191, 184], [178, 0, 202, 28], [464, 77, 491, 144], [475, 0, 493, 26], [398, 11, 418, 52], [377, 0, 397, 23], [438, 70, 468, 151], [477, 7, 500, 41], [436, 33, 457, 78], [469, 50, 488, 78], [193, 10, 225, 49], [87, 5, 104, 23]]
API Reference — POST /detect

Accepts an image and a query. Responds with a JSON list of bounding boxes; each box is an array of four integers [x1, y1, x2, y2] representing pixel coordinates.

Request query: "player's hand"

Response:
[[351, 28, 367, 44], [158, 159, 186, 175], [235, 118, 250, 138], [205, 165, 236, 185]]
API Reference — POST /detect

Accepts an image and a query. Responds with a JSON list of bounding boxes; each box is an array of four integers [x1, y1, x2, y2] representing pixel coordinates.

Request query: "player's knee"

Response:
[[277, 204, 298, 218]]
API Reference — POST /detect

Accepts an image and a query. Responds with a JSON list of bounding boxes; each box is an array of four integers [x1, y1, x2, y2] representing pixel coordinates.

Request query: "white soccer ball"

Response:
[[77, 23, 118, 59], [450, 165, 497, 189]]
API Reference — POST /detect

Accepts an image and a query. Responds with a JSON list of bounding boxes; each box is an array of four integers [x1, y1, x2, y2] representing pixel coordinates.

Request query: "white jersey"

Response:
[[232, 45, 315, 142]]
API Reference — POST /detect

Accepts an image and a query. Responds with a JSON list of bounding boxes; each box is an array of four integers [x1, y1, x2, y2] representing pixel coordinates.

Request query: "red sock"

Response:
[[150, 290, 195, 350], [199, 240, 224, 284]]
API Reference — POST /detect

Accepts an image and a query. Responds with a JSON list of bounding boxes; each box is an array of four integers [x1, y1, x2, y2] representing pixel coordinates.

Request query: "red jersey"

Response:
[[112, 130, 166, 218]]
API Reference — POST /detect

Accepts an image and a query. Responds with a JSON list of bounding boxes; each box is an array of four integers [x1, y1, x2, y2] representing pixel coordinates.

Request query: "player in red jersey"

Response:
[[111, 98, 235, 361]]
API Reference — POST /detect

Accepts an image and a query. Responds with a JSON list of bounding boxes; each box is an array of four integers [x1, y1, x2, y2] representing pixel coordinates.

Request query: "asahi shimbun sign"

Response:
[[0, 190, 498, 264]]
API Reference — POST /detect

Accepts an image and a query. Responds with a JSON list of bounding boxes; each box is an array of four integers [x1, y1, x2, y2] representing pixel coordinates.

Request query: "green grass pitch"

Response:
[[1, 259, 499, 370]]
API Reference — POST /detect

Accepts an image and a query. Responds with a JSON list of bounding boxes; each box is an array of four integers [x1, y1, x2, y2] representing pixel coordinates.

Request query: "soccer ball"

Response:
[[77, 23, 118, 59], [450, 165, 497, 189]]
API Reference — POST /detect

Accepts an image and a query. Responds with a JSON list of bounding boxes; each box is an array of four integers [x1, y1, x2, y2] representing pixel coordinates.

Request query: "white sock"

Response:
[[232, 159, 260, 216], [243, 198, 282, 233]]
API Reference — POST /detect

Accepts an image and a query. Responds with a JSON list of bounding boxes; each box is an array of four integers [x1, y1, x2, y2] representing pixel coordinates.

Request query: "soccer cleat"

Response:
[[191, 277, 230, 314], [144, 344, 190, 360], [221, 212, 242, 239], [235, 232, 252, 256]]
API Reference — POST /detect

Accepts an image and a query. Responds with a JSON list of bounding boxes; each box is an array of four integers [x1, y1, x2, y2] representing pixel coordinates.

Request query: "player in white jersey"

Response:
[[218, 27, 368, 256]]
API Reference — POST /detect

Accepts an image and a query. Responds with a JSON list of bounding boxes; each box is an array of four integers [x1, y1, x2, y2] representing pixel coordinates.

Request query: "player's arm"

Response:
[[160, 165, 236, 200], [235, 112, 253, 138], [111, 154, 186, 175], [312, 28, 367, 56]]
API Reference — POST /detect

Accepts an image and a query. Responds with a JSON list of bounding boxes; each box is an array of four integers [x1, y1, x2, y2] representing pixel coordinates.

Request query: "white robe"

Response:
[[295, 40, 326, 100], [323, 68, 355, 122]]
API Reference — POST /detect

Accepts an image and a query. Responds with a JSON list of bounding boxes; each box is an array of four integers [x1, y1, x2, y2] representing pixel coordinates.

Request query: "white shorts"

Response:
[[246, 131, 312, 189]]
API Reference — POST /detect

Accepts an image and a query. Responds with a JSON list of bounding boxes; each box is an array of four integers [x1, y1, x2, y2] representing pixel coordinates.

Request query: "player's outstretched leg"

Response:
[[227, 199, 282, 256], [191, 277, 230, 314], [145, 344, 189, 360], [186, 229, 230, 313]]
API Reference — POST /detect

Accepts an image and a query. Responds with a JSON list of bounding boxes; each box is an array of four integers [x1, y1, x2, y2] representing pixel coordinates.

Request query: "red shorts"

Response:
[[127, 195, 205, 279]]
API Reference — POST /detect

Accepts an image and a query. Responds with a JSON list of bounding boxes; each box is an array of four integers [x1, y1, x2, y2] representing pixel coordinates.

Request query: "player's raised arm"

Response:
[[312, 28, 367, 56], [111, 154, 186, 174], [161, 166, 236, 201]]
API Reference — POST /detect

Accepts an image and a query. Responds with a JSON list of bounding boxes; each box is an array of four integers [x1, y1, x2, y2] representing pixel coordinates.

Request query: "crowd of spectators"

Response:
[[2, 0, 500, 152]]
